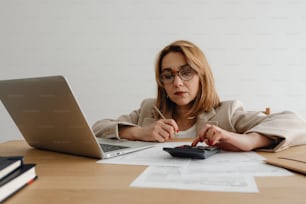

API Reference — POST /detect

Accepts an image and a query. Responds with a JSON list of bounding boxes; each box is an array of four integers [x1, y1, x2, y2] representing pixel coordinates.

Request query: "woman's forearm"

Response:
[[227, 132, 273, 151]]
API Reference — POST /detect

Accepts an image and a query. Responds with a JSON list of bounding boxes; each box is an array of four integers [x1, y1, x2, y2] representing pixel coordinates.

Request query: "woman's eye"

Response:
[[164, 74, 173, 79]]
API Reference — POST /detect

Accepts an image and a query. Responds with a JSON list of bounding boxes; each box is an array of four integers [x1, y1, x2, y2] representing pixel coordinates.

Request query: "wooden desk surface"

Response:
[[1, 140, 305, 204]]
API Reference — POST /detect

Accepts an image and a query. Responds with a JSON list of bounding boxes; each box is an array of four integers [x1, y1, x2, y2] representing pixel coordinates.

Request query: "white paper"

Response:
[[181, 151, 293, 177], [97, 142, 292, 192], [131, 166, 259, 193], [97, 142, 191, 167]]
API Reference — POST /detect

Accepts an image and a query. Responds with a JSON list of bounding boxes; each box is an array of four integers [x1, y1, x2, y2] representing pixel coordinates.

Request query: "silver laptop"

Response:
[[0, 75, 154, 159]]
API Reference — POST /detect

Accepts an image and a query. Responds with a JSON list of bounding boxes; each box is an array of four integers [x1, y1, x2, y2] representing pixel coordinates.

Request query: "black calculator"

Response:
[[163, 145, 220, 159]]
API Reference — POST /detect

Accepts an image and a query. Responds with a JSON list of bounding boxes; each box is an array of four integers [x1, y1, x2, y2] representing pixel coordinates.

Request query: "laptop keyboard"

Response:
[[100, 143, 129, 152]]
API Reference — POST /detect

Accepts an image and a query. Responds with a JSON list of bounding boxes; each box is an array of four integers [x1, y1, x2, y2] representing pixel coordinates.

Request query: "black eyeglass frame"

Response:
[[160, 64, 197, 84]]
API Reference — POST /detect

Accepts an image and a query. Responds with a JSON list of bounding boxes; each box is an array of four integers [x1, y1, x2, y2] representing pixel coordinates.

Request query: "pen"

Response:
[[153, 105, 179, 135], [153, 105, 166, 120]]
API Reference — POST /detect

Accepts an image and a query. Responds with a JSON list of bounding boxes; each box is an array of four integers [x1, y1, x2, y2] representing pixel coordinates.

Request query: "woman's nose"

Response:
[[173, 74, 183, 86]]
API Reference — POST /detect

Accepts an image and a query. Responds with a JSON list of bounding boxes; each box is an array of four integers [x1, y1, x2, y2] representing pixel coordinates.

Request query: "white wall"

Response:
[[1, 0, 306, 142]]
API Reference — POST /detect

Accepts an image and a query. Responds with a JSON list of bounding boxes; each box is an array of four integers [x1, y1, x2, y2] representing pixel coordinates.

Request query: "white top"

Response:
[[176, 124, 196, 138]]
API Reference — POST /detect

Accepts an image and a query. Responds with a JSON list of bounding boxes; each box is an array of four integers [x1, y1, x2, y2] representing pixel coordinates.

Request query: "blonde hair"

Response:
[[155, 40, 220, 119]]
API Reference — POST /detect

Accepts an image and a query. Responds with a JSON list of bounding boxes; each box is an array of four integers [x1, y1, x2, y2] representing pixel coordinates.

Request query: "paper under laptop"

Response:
[[0, 75, 154, 159]]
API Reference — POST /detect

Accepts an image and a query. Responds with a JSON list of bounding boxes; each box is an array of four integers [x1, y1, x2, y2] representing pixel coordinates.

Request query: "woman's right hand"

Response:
[[119, 119, 179, 142]]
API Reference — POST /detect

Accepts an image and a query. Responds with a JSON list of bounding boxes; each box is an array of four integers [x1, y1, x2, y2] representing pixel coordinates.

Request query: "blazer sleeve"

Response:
[[229, 101, 306, 152], [245, 111, 306, 152], [92, 98, 156, 139]]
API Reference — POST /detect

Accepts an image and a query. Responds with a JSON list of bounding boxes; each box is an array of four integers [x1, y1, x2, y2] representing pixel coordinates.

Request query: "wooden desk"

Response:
[[1, 140, 305, 204]]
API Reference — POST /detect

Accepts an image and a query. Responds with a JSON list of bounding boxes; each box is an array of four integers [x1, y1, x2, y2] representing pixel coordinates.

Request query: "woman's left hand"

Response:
[[191, 124, 237, 150], [191, 124, 267, 151]]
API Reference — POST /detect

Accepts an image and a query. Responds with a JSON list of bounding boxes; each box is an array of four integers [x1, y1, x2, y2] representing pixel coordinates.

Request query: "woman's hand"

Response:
[[119, 119, 179, 142], [191, 124, 272, 151]]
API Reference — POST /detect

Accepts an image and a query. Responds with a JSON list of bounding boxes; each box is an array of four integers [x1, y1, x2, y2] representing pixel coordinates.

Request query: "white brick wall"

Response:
[[1, 0, 306, 142]]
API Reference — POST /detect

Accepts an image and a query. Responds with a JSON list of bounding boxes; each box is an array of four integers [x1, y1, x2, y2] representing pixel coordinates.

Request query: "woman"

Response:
[[93, 40, 306, 152]]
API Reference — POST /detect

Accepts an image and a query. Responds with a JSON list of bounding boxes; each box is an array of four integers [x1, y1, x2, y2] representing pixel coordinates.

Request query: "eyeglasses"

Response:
[[160, 65, 197, 84]]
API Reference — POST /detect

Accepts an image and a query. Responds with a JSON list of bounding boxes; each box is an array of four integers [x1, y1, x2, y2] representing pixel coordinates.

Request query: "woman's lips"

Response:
[[174, 91, 187, 96]]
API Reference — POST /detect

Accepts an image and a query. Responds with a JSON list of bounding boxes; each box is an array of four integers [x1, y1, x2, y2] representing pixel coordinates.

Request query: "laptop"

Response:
[[0, 75, 154, 159]]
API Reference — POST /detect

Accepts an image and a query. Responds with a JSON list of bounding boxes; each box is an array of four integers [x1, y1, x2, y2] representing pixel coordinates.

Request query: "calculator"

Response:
[[163, 145, 220, 159]]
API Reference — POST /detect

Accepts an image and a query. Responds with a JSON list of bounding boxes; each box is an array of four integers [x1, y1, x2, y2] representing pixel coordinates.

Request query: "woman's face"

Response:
[[161, 52, 200, 107]]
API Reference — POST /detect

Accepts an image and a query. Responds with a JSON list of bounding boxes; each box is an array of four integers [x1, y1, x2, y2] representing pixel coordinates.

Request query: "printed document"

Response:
[[97, 142, 292, 192], [130, 166, 259, 193]]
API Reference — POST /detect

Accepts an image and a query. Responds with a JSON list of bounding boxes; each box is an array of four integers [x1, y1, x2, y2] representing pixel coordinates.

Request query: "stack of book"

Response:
[[0, 156, 37, 202]]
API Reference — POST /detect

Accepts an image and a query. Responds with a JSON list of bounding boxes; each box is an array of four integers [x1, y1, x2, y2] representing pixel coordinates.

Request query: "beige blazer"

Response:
[[92, 99, 306, 152]]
